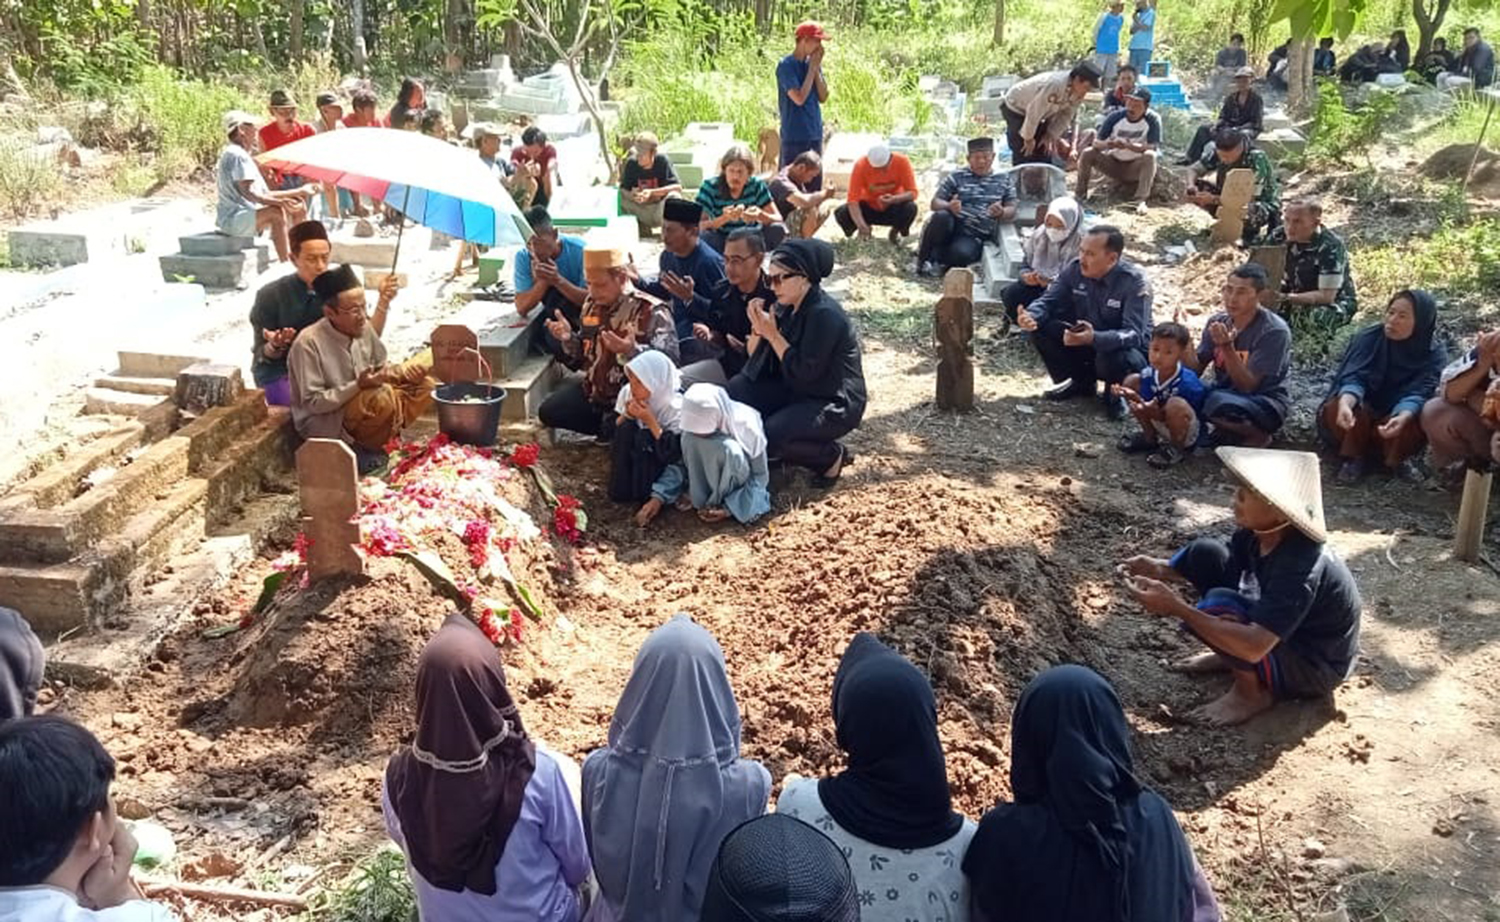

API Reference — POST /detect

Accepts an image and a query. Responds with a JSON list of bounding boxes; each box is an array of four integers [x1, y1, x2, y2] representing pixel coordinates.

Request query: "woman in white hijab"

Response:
[[582, 614, 771, 922], [612, 350, 687, 527], [999, 195, 1083, 331], [678, 383, 772, 524]]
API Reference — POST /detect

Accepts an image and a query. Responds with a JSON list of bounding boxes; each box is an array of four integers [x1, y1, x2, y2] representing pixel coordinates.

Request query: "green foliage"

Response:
[[114, 66, 257, 178], [1268, 0, 1370, 40], [0, 139, 64, 220], [1354, 215, 1500, 301], [305, 848, 417, 922], [1305, 80, 1400, 166]]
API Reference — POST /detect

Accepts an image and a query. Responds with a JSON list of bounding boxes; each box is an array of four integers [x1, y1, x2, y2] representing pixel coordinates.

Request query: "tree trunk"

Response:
[[1286, 35, 1315, 118], [249, 16, 269, 62], [289, 0, 306, 64], [1413, 0, 1451, 61], [444, 0, 464, 71], [755, 0, 772, 34], [992, 0, 1006, 46], [351, 0, 368, 73]]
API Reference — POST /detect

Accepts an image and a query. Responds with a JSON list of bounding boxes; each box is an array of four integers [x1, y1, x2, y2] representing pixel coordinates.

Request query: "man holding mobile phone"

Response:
[[1016, 224, 1152, 420]]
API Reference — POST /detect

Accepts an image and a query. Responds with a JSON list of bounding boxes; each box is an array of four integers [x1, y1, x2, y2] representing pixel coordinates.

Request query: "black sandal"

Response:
[[1117, 431, 1157, 454], [811, 445, 851, 488]]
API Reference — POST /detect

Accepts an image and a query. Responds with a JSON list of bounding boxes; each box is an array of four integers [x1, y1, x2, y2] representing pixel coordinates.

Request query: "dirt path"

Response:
[[41, 203, 1500, 921]]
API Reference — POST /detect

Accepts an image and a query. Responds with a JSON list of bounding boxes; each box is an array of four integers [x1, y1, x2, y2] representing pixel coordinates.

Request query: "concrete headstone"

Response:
[[295, 439, 364, 579], [431, 324, 482, 383]]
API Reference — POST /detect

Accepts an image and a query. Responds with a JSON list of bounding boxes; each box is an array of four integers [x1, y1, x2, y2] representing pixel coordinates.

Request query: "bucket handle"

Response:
[[460, 346, 493, 384]]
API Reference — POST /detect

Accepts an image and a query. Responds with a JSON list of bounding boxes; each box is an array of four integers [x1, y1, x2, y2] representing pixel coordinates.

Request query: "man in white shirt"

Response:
[[0, 716, 178, 922], [1076, 86, 1162, 212], [215, 110, 312, 262]]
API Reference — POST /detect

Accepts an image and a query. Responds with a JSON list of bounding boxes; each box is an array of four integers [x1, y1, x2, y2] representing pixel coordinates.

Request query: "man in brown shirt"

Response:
[[288, 265, 433, 472], [538, 246, 678, 438]]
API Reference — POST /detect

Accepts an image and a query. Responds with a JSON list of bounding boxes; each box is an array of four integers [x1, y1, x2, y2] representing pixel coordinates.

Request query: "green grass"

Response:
[[302, 847, 416, 922]]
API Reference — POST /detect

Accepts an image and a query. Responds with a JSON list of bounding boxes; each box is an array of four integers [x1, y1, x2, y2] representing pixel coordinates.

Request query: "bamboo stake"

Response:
[[140, 881, 308, 910]]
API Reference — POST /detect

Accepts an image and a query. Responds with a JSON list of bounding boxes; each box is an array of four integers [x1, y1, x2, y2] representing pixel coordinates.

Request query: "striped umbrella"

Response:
[[257, 127, 530, 269]]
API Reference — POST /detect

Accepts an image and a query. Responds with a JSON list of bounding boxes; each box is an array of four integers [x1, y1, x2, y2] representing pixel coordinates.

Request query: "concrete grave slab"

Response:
[[7, 198, 205, 267], [159, 246, 270, 290], [478, 311, 542, 379], [296, 439, 364, 579], [1008, 164, 1068, 228], [432, 324, 482, 383], [179, 232, 255, 257], [174, 363, 245, 415]]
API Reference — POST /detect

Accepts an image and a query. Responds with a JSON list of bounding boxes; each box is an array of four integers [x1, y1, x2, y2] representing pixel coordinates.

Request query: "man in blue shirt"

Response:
[[514, 207, 587, 357], [638, 198, 728, 364], [1093, 0, 1127, 84], [1016, 224, 1152, 419], [777, 21, 830, 192], [1128, 0, 1156, 73]]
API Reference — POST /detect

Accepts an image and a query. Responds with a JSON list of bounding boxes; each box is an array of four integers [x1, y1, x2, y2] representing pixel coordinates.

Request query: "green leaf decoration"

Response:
[[399, 548, 468, 605], [252, 571, 288, 615]]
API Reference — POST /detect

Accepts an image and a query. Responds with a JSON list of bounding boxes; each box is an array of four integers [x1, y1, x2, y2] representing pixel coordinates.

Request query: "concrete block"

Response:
[[550, 185, 622, 228], [675, 163, 705, 190], [1257, 127, 1307, 160], [296, 439, 364, 579], [363, 270, 408, 290], [61, 436, 192, 557], [499, 354, 561, 421], [477, 252, 507, 287], [94, 375, 176, 397], [179, 232, 254, 256], [118, 351, 210, 379], [479, 311, 543, 379], [536, 111, 593, 140], [6, 225, 98, 268], [981, 225, 1026, 298], [158, 248, 269, 290], [330, 235, 399, 267], [981, 74, 1020, 97], [175, 397, 269, 473], [0, 511, 79, 565], [7, 198, 205, 267], [174, 363, 245, 414], [1009, 164, 1068, 227], [200, 410, 293, 521], [0, 560, 106, 636], [83, 389, 171, 418], [0, 425, 147, 513]]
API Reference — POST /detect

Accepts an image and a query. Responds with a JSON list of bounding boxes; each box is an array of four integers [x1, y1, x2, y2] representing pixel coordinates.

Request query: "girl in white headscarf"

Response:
[[612, 350, 686, 526], [999, 196, 1083, 330], [677, 383, 772, 524], [582, 614, 771, 922]]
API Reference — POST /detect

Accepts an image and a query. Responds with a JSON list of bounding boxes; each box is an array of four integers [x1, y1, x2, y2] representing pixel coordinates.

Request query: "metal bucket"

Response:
[[433, 382, 506, 446]]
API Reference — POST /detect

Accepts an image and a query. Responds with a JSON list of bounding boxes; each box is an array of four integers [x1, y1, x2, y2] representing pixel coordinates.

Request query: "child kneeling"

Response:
[[1114, 321, 1207, 468], [673, 383, 772, 524]]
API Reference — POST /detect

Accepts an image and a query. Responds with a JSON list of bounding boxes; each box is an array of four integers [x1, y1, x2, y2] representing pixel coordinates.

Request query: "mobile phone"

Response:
[[1069, 321, 1088, 333]]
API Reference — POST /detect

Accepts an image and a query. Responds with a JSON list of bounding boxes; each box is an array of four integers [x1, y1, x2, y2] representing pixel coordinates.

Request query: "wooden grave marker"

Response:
[[431, 324, 481, 384], [1454, 470, 1494, 562], [935, 267, 975, 411], [1210, 168, 1255, 246], [296, 439, 364, 579]]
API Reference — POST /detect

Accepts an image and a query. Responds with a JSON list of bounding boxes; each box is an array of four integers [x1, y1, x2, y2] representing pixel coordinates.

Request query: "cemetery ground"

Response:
[[1, 169, 1498, 921]]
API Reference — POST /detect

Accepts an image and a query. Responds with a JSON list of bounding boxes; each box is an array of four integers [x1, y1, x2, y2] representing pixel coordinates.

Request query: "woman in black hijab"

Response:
[[962, 665, 1221, 922], [777, 633, 974, 922], [383, 614, 591, 919], [727, 238, 867, 487], [1320, 289, 1445, 483]]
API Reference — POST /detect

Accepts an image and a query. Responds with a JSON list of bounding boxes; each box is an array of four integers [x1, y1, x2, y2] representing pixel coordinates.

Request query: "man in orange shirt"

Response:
[[258, 90, 316, 192], [834, 143, 919, 242]]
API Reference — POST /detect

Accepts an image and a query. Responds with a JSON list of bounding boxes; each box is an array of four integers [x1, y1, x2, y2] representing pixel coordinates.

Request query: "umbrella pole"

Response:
[[389, 185, 411, 276]]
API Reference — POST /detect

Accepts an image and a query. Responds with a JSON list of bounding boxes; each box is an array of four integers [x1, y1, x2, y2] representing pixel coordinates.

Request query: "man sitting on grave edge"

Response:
[[769, 151, 839, 239], [619, 131, 683, 234], [1185, 128, 1280, 245], [1265, 199, 1358, 332], [288, 265, 435, 475], [1181, 66, 1264, 165], [1015, 224, 1151, 420], [913, 137, 1017, 278]]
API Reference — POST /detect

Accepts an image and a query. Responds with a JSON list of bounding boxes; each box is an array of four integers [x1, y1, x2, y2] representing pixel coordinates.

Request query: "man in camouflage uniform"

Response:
[[1265, 198, 1358, 331], [539, 245, 679, 438], [1186, 128, 1280, 244]]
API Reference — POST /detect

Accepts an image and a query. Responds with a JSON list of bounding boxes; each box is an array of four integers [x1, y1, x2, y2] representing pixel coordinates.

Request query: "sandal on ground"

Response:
[[811, 445, 852, 489], [1147, 444, 1187, 469], [697, 507, 731, 523], [1117, 431, 1157, 454]]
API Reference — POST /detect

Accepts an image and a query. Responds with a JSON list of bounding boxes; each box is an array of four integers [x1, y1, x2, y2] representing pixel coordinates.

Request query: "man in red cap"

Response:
[[777, 21, 829, 192]]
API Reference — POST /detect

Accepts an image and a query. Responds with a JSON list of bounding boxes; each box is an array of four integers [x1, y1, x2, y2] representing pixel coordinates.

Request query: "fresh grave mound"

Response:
[[220, 436, 578, 734], [1421, 143, 1500, 198]]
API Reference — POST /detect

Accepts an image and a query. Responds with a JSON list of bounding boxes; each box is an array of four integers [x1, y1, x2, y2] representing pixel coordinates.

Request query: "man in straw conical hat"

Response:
[[1119, 446, 1362, 725]]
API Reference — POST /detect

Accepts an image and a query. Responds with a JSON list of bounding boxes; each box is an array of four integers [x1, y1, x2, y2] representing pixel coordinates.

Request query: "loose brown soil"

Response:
[[50, 214, 1500, 922]]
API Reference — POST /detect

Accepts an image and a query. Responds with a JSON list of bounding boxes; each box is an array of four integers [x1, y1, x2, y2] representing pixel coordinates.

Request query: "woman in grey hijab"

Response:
[[582, 614, 771, 922]]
